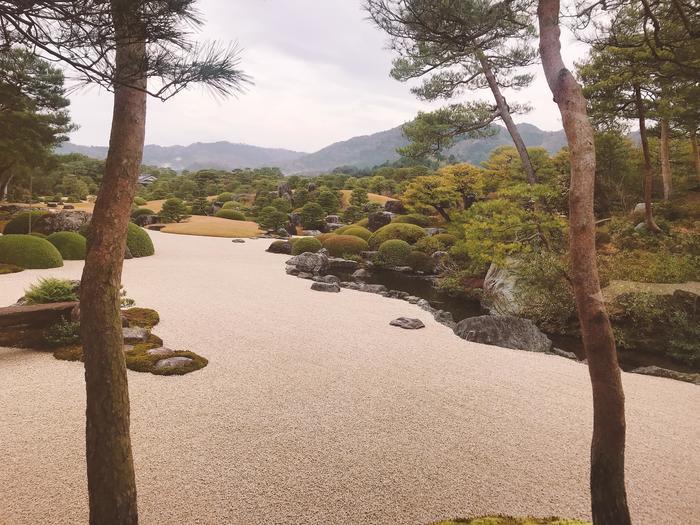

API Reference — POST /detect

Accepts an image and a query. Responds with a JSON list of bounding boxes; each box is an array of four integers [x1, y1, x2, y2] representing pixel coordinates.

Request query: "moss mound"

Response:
[[432, 518, 590, 525], [126, 223, 155, 257], [132, 207, 155, 218], [122, 307, 160, 328], [369, 223, 427, 249], [291, 236, 322, 255], [0, 263, 24, 274], [393, 213, 431, 227], [125, 343, 208, 376], [267, 240, 292, 254], [323, 235, 368, 257], [0, 235, 63, 269], [2, 210, 49, 234], [215, 209, 246, 221], [378, 239, 412, 266], [343, 226, 372, 241], [47, 231, 87, 260]]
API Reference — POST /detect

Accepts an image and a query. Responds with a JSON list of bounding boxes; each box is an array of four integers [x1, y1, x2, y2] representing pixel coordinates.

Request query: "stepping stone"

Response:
[[231, 239, 245, 243], [310, 282, 340, 293], [146, 347, 175, 357], [155, 356, 193, 371], [122, 326, 150, 344], [390, 317, 425, 330]]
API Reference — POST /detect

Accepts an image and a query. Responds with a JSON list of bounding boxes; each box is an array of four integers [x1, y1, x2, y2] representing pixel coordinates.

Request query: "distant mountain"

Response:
[[59, 123, 567, 174]]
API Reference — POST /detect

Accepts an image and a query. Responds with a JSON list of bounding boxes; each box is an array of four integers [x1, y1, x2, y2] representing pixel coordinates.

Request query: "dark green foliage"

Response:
[[291, 236, 322, 255], [342, 226, 372, 241], [378, 239, 412, 266], [0, 235, 63, 269], [300, 202, 326, 230], [47, 231, 87, 260], [215, 209, 246, 221], [2, 210, 49, 234], [368, 223, 427, 249], [44, 318, 81, 347], [349, 187, 369, 207], [23, 277, 79, 304], [190, 196, 210, 215], [415, 233, 457, 254], [160, 197, 190, 223], [122, 308, 160, 328], [131, 207, 155, 218], [322, 235, 368, 257], [258, 206, 288, 230], [267, 240, 292, 254], [393, 214, 431, 227], [406, 250, 435, 273], [218, 192, 234, 202], [126, 223, 155, 258], [0, 263, 24, 274]]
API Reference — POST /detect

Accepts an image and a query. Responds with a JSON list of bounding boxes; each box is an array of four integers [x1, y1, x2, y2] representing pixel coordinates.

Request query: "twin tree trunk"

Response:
[[537, 1, 632, 524], [660, 118, 672, 200], [477, 53, 537, 184], [634, 85, 661, 232], [80, 1, 146, 523]]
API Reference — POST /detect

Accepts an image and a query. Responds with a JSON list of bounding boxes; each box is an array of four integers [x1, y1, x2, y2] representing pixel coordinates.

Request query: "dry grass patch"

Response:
[[160, 215, 261, 238], [431, 518, 590, 525], [339, 189, 396, 209]]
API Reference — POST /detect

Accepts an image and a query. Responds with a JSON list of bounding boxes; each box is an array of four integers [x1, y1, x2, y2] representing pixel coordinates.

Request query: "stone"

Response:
[[47, 202, 58, 208], [285, 265, 300, 276], [416, 299, 431, 310], [352, 268, 371, 281], [360, 251, 378, 260], [62, 204, 75, 210], [406, 296, 420, 304], [325, 215, 341, 224], [313, 274, 340, 284], [327, 257, 359, 272], [311, 282, 341, 293], [134, 214, 160, 227], [390, 317, 425, 329], [362, 284, 387, 294], [367, 211, 392, 231], [301, 229, 322, 236], [453, 315, 552, 353], [384, 199, 407, 214], [231, 238, 245, 243], [552, 348, 579, 361], [33, 210, 92, 235], [268, 241, 292, 254], [146, 347, 175, 357], [298, 272, 314, 280], [286, 252, 329, 274], [277, 181, 291, 197], [122, 326, 150, 344], [155, 356, 194, 371], [392, 266, 413, 273], [630, 366, 700, 385], [433, 310, 456, 328], [482, 261, 522, 316], [634, 222, 647, 231], [425, 227, 447, 236]]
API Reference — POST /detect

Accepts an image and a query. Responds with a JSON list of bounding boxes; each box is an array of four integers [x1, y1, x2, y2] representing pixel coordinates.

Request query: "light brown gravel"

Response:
[[0, 232, 698, 524]]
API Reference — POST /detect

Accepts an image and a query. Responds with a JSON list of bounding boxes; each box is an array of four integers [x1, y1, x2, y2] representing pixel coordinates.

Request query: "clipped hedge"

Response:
[[2, 210, 49, 234], [368, 223, 427, 249], [343, 226, 372, 241], [132, 207, 155, 218], [415, 233, 457, 254], [126, 223, 155, 258], [393, 213, 431, 227], [291, 236, 322, 255], [47, 231, 87, 260], [0, 235, 63, 269], [378, 239, 412, 266], [323, 235, 368, 257], [133, 196, 147, 206], [215, 209, 246, 221], [406, 250, 435, 273]]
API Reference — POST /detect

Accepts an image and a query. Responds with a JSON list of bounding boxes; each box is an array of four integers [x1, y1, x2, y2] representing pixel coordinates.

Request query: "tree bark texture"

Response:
[[691, 130, 700, 181], [659, 118, 672, 200], [634, 85, 661, 232], [537, 1, 632, 524]]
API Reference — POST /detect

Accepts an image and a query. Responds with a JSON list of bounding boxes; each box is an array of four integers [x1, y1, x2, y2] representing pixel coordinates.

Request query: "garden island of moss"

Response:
[[0, 1, 698, 524]]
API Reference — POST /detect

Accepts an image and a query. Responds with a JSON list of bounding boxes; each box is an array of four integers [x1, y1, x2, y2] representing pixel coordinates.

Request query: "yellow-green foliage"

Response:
[[215, 209, 246, 221], [322, 235, 368, 257], [291, 236, 322, 255], [316, 232, 337, 243], [2, 210, 49, 234], [0, 263, 23, 274], [378, 239, 412, 266], [393, 214, 431, 227], [415, 233, 457, 254], [126, 223, 155, 257], [343, 226, 372, 241], [122, 307, 160, 328], [0, 235, 63, 269], [47, 231, 87, 260], [431, 517, 590, 525], [368, 223, 427, 249], [125, 343, 208, 376], [599, 250, 699, 284], [24, 277, 79, 304]]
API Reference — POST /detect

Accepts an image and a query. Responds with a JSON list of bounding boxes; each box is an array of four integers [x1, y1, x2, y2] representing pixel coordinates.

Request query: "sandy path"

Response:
[[0, 232, 698, 525]]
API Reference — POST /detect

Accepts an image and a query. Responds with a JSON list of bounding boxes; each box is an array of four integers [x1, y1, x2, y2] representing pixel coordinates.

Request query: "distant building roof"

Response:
[[138, 174, 157, 185]]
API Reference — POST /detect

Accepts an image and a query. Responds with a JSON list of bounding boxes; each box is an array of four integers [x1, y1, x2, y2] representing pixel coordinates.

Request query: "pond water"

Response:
[[359, 269, 697, 374]]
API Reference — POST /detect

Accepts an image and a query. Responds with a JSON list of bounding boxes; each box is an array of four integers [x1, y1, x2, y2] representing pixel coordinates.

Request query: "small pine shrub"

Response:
[[378, 239, 412, 266], [23, 277, 79, 304], [415, 233, 457, 254], [217, 192, 234, 202], [291, 236, 322, 255], [342, 226, 372, 241], [322, 235, 368, 257], [215, 209, 246, 221], [132, 207, 155, 218], [47, 232, 87, 260], [368, 223, 427, 249], [0, 235, 63, 269], [126, 223, 155, 257], [406, 250, 436, 273], [393, 214, 431, 227], [2, 210, 49, 234]]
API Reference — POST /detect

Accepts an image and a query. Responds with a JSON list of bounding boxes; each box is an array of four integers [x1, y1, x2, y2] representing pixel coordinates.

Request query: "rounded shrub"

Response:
[[316, 232, 336, 243], [217, 192, 234, 202], [126, 223, 155, 258], [393, 214, 431, 227], [343, 226, 372, 241], [3, 210, 49, 234], [378, 239, 412, 266], [0, 235, 63, 269], [133, 196, 147, 206], [333, 225, 352, 235], [215, 209, 246, 221], [291, 236, 322, 255], [415, 233, 457, 254], [406, 250, 436, 273], [267, 240, 292, 254], [132, 207, 155, 218], [30, 232, 48, 239], [368, 223, 427, 249], [323, 235, 368, 257], [47, 232, 87, 260], [221, 201, 241, 210]]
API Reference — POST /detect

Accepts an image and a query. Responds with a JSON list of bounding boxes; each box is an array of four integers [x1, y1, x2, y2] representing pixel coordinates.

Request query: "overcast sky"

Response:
[[65, 0, 588, 152]]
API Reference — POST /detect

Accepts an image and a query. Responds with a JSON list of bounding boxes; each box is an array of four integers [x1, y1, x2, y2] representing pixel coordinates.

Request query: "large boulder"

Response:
[[286, 252, 329, 274], [33, 210, 92, 235], [481, 261, 522, 316], [453, 315, 552, 353], [384, 200, 407, 214], [310, 282, 341, 293], [134, 214, 160, 227], [0, 301, 78, 348], [367, 211, 392, 232]]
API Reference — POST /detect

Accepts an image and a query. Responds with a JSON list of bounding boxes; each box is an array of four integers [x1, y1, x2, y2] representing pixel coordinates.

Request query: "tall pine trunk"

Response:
[[660, 118, 672, 200], [634, 85, 661, 232], [477, 53, 537, 184], [691, 130, 700, 181], [80, 1, 146, 523], [537, 1, 632, 523]]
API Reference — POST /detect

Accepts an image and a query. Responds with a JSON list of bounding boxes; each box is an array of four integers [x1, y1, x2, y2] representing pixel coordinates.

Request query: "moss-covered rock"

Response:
[[47, 231, 87, 260], [291, 236, 322, 255], [125, 343, 208, 376], [0, 235, 63, 269], [126, 222, 155, 257], [322, 235, 368, 257], [2, 210, 49, 234], [122, 307, 160, 328], [368, 223, 427, 249]]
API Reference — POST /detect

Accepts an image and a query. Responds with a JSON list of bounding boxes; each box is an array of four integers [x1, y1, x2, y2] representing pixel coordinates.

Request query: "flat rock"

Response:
[[390, 317, 425, 329], [454, 315, 552, 353], [286, 252, 329, 274], [122, 326, 150, 344], [630, 366, 700, 385], [327, 258, 359, 272], [231, 238, 245, 243], [298, 272, 314, 280], [313, 274, 340, 284], [146, 347, 175, 357], [154, 356, 193, 371], [310, 282, 340, 293]]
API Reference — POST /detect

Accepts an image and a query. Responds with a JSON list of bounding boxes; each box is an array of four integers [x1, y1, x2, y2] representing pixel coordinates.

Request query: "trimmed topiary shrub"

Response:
[[47, 232, 87, 260], [406, 250, 436, 273], [23, 277, 79, 304], [2, 210, 49, 234], [131, 207, 155, 218], [323, 235, 368, 257], [221, 201, 241, 210], [30, 232, 48, 239], [316, 232, 336, 243], [126, 223, 155, 258], [215, 209, 246, 221], [217, 192, 234, 202], [333, 225, 352, 235], [133, 196, 147, 206], [393, 213, 431, 227], [415, 233, 457, 254], [378, 239, 412, 266], [291, 236, 322, 255], [0, 263, 24, 274], [0, 235, 63, 269], [368, 223, 427, 249], [267, 240, 292, 254], [343, 226, 372, 241]]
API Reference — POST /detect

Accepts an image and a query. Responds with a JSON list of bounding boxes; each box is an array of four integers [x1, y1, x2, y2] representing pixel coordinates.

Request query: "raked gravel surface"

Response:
[[0, 232, 698, 524]]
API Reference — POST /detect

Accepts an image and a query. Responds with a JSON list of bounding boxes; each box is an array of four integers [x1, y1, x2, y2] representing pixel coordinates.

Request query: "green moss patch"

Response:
[[431, 517, 590, 525], [0, 263, 24, 274], [122, 307, 160, 328], [125, 343, 208, 376]]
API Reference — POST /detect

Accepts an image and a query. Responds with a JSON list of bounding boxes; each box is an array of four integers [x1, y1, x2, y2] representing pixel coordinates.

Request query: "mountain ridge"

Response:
[[58, 122, 567, 174]]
